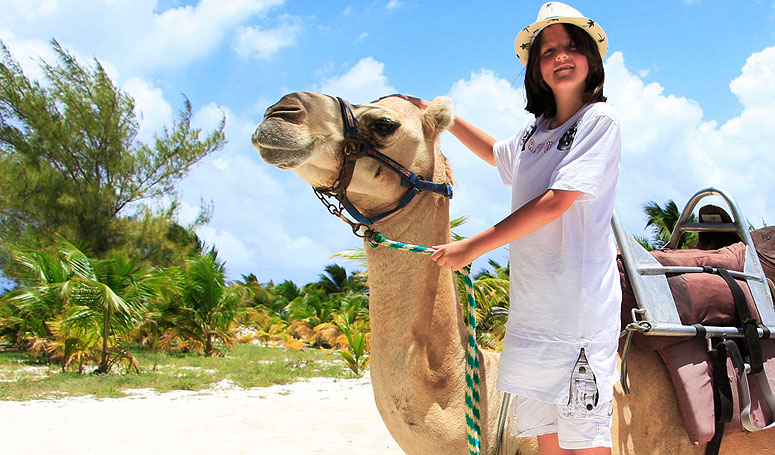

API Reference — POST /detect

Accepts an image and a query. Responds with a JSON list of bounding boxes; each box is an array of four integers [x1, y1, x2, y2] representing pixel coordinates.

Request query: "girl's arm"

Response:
[[430, 189, 581, 270], [447, 115, 497, 167], [404, 96, 496, 166]]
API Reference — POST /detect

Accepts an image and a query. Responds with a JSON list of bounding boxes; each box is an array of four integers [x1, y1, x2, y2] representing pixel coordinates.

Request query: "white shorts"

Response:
[[511, 396, 613, 450]]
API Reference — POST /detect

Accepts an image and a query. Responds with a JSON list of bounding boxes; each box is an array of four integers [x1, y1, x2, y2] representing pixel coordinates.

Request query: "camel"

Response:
[[252, 92, 775, 454]]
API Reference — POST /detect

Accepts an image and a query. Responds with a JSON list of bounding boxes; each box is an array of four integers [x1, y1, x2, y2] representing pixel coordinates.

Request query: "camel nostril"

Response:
[[264, 99, 307, 124]]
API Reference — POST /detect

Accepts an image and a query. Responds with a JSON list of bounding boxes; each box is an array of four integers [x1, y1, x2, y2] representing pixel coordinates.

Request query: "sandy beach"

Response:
[[0, 374, 404, 455]]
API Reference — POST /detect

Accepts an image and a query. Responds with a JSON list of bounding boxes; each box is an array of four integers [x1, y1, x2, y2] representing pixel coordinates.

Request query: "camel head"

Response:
[[252, 92, 454, 224]]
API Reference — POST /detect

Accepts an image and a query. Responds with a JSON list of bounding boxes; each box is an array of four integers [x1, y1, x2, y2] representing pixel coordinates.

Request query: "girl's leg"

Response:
[[537, 433, 567, 455], [570, 447, 611, 455], [537, 434, 612, 455]]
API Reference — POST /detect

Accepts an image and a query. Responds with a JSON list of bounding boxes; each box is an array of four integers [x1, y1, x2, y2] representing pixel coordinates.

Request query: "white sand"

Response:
[[0, 374, 404, 455]]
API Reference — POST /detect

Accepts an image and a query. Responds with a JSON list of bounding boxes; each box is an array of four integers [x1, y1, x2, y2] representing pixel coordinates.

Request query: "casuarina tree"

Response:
[[0, 39, 225, 280]]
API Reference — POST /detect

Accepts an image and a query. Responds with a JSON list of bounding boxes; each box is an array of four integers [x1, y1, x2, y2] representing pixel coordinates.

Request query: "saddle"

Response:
[[616, 200, 775, 453]]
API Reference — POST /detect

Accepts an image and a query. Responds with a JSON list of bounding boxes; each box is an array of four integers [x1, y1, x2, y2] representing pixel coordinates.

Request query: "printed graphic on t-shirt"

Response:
[[526, 138, 554, 155], [519, 123, 537, 152], [557, 121, 578, 152]]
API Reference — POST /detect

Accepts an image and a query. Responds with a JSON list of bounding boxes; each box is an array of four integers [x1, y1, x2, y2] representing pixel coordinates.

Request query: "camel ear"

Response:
[[422, 96, 454, 137]]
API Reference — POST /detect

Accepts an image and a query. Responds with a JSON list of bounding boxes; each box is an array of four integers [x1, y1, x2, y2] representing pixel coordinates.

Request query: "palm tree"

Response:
[[316, 264, 366, 295], [237, 273, 275, 309], [465, 259, 510, 350], [87, 251, 173, 373], [271, 279, 302, 315], [643, 200, 698, 249], [0, 247, 70, 346], [1, 236, 170, 373], [160, 251, 247, 356]]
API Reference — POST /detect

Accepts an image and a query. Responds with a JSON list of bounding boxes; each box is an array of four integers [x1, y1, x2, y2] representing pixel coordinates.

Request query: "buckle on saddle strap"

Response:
[[709, 339, 775, 434]]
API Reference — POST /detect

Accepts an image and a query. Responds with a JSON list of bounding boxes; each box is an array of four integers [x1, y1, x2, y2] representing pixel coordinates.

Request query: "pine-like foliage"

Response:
[[0, 39, 225, 277]]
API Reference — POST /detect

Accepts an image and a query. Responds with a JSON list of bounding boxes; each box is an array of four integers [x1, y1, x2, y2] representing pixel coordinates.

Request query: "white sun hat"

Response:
[[514, 2, 607, 66]]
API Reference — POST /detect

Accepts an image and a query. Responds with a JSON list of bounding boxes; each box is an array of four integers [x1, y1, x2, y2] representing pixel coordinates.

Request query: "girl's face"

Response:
[[538, 24, 589, 96]]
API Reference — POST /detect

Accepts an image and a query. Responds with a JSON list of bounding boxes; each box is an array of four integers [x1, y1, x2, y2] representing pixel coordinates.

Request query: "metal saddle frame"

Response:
[[615, 186, 775, 434], [493, 187, 775, 454]]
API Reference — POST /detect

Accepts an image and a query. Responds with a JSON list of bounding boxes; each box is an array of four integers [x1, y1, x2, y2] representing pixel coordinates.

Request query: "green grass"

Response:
[[0, 344, 358, 401]]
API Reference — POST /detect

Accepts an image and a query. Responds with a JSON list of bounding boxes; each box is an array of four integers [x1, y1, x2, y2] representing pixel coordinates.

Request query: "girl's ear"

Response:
[[421, 96, 454, 138]]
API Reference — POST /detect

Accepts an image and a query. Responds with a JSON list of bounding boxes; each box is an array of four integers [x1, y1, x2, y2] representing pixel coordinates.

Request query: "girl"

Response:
[[410, 3, 621, 454]]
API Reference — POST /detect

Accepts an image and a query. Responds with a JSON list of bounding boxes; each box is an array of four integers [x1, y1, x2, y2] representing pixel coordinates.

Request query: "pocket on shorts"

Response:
[[562, 347, 601, 419]]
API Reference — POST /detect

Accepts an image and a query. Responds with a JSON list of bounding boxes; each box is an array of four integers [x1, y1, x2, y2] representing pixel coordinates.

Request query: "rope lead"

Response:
[[364, 229, 481, 455]]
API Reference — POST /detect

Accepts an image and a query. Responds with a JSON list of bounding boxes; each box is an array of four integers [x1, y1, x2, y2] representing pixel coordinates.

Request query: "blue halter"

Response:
[[313, 97, 453, 229]]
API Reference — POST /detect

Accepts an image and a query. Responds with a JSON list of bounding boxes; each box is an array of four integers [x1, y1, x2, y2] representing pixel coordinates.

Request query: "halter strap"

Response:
[[314, 97, 452, 227]]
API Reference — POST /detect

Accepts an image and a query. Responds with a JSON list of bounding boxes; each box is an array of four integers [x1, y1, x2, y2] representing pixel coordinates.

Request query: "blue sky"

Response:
[[1, 0, 774, 286]]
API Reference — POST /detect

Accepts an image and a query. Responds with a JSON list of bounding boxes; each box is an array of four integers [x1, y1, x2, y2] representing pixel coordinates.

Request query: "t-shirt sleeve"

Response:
[[494, 123, 531, 187], [549, 112, 621, 200]]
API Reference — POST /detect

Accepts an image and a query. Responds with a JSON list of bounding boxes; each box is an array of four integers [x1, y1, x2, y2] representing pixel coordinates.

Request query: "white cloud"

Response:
[[178, 144, 362, 283], [729, 47, 775, 109], [122, 78, 174, 142], [386, 0, 403, 9], [317, 57, 396, 103], [604, 50, 775, 233], [0, 0, 290, 75], [178, 200, 202, 226], [0, 30, 59, 81], [235, 16, 301, 59], [193, 102, 228, 132], [1, 0, 59, 21], [130, 0, 287, 70]]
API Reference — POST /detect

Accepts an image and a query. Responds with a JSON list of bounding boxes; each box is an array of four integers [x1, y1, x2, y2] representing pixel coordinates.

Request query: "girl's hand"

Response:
[[393, 94, 430, 110], [430, 238, 479, 271]]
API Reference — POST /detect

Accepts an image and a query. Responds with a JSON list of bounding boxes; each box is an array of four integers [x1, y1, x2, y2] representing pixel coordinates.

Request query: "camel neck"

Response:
[[364, 193, 468, 374]]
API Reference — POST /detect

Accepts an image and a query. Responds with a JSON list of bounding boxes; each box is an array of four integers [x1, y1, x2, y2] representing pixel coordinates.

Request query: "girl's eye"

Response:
[[372, 118, 399, 135]]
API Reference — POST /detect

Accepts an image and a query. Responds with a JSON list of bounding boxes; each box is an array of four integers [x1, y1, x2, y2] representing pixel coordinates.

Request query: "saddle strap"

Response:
[[706, 340, 745, 455], [706, 267, 762, 455], [715, 268, 763, 374]]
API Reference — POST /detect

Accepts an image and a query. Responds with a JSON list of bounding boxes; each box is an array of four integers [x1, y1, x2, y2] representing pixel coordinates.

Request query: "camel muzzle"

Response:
[[263, 95, 308, 125], [252, 113, 316, 169]]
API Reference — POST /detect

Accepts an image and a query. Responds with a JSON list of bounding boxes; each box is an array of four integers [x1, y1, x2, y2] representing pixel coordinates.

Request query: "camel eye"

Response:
[[372, 118, 399, 135]]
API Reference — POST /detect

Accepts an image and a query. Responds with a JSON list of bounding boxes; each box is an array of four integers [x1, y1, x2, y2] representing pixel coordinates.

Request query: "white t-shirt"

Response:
[[493, 102, 622, 404]]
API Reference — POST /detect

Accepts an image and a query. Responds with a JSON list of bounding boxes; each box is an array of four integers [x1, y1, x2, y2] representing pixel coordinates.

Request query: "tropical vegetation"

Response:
[[0, 38, 768, 399]]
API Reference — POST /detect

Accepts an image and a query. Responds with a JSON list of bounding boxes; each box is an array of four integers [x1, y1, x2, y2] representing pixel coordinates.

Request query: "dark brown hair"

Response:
[[524, 23, 606, 118]]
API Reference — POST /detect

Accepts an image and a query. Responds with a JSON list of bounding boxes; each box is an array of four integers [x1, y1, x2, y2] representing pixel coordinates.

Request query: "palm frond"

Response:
[[55, 235, 97, 280]]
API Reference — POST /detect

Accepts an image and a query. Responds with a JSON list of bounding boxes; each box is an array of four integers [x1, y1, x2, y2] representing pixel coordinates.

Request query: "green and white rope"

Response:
[[366, 230, 482, 455]]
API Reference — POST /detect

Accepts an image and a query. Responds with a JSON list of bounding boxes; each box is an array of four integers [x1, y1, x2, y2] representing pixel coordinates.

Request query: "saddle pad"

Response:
[[658, 338, 775, 445], [619, 242, 761, 351]]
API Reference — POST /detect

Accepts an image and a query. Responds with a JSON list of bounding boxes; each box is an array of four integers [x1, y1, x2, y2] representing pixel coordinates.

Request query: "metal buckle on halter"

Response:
[[312, 188, 368, 237]]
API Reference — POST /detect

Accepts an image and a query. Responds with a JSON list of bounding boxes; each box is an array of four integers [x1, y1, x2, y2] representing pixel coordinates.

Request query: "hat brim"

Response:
[[514, 17, 607, 66]]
